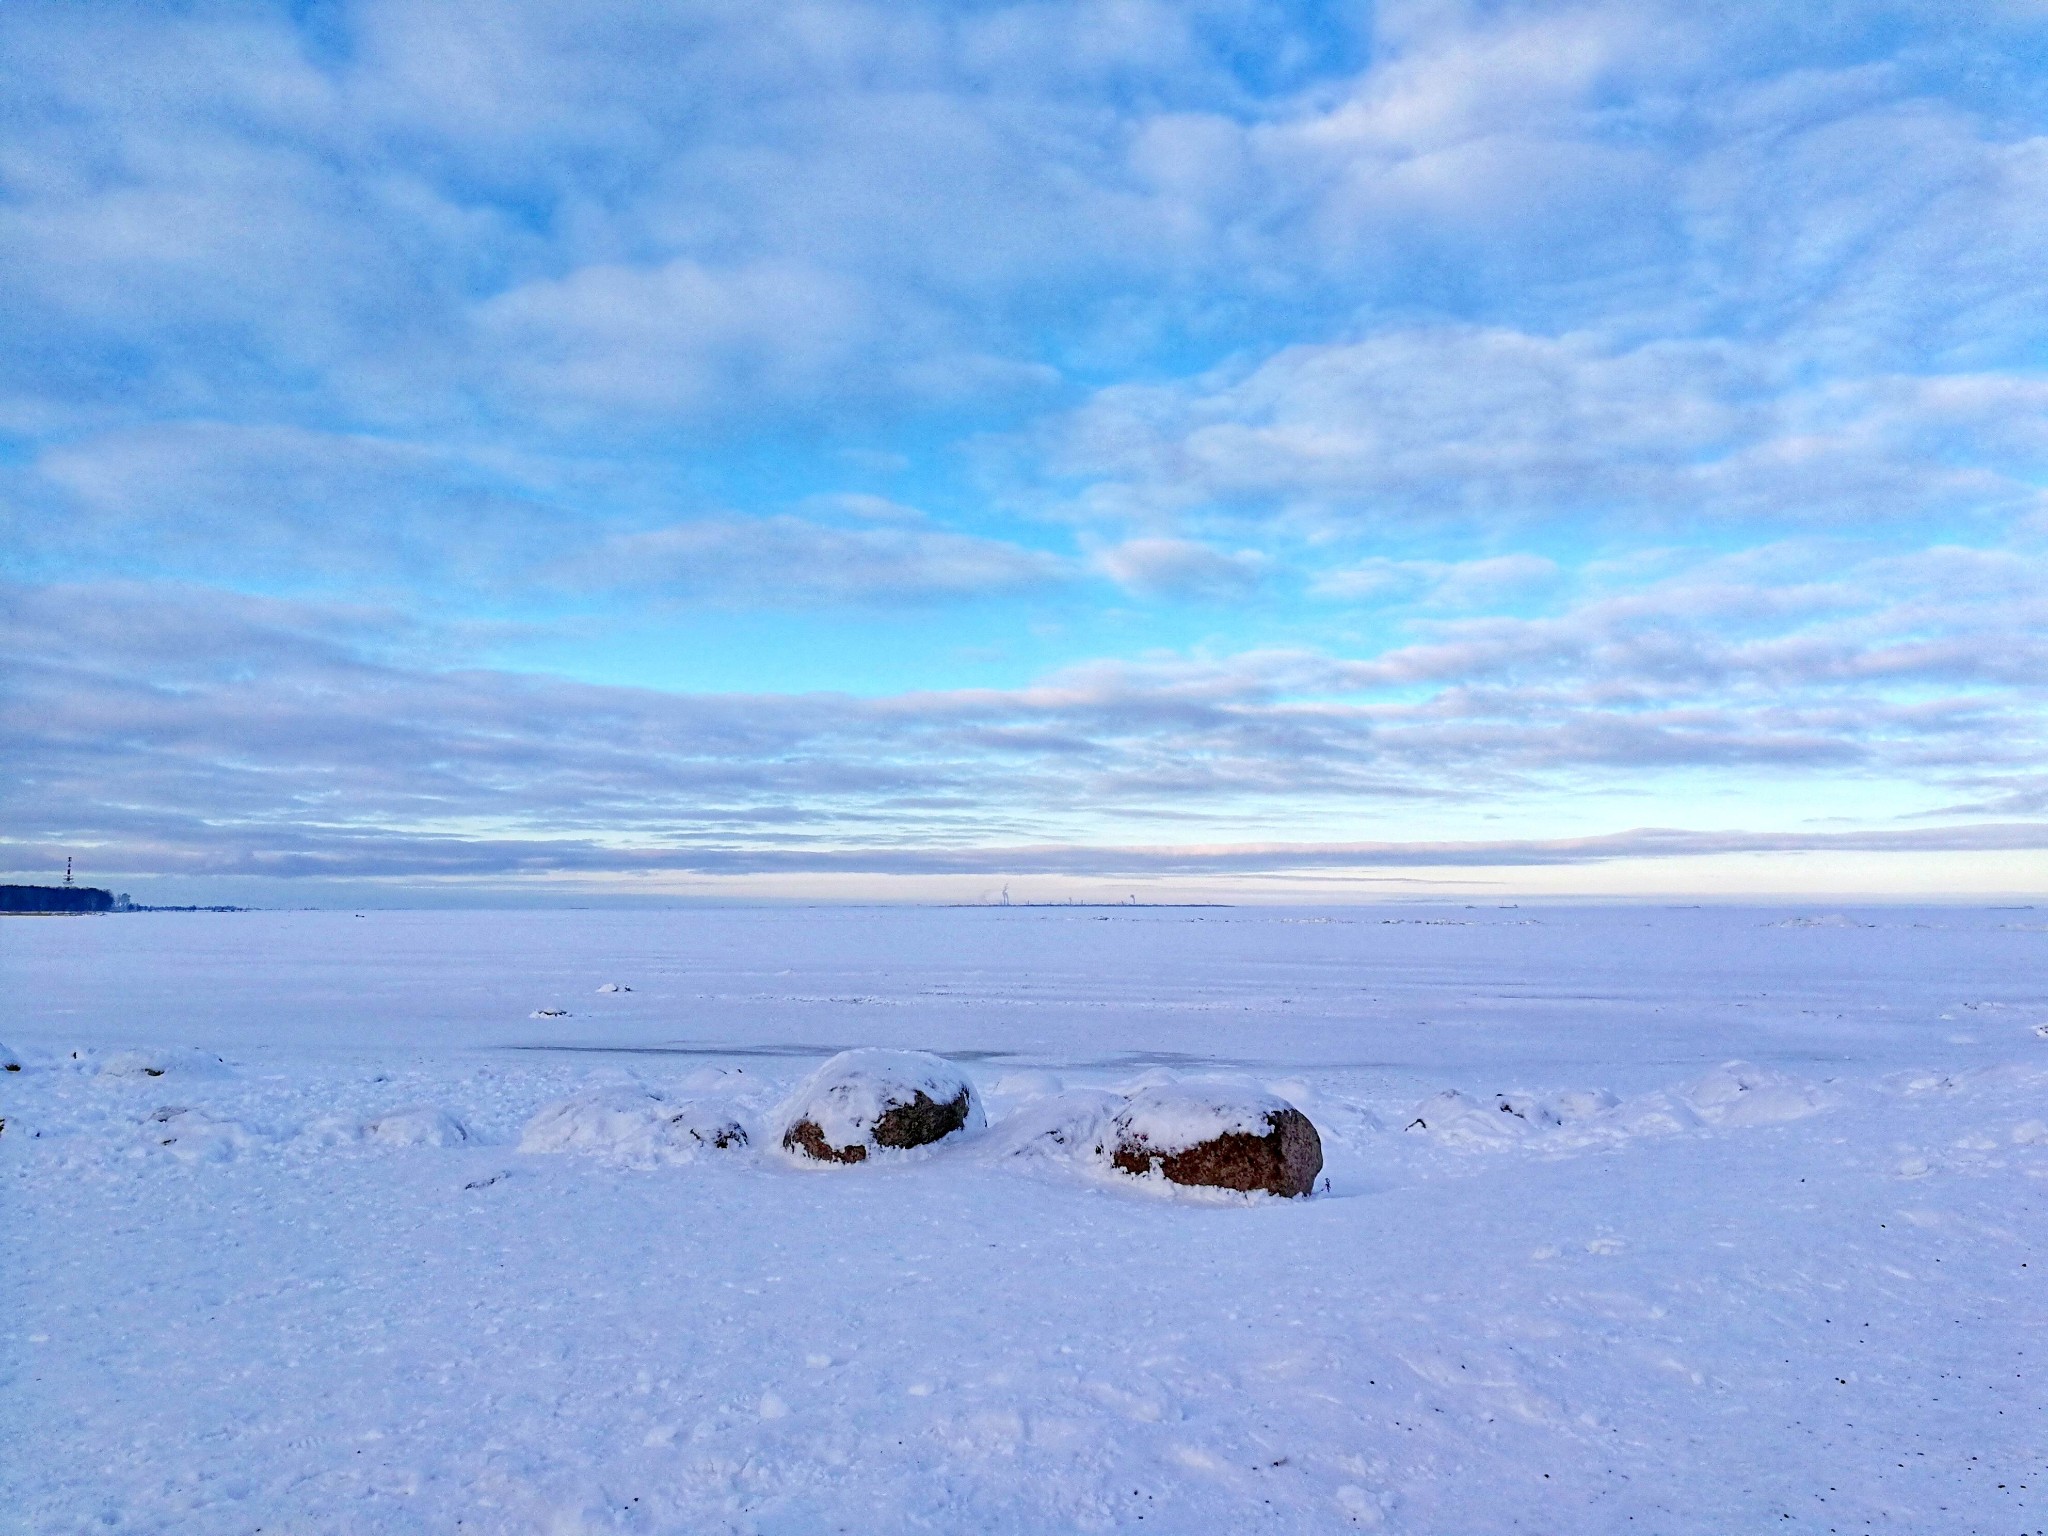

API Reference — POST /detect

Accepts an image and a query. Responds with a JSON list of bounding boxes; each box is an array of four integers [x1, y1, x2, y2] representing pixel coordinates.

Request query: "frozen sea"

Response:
[[2, 903, 2043, 1534]]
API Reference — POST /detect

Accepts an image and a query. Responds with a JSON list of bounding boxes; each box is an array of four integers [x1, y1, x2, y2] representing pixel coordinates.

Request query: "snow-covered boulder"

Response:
[[0, 1039, 19, 1071], [1109, 1082, 1322, 1197], [777, 1049, 982, 1164], [362, 1105, 470, 1147], [520, 1089, 748, 1165]]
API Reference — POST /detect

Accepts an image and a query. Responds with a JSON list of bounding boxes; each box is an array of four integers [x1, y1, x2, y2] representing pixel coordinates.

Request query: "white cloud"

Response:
[[6, 542, 2043, 879], [1314, 552, 1560, 605], [1045, 326, 2048, 532], [1092, 537, 1267, 599], [573, 516, 1069, 604]]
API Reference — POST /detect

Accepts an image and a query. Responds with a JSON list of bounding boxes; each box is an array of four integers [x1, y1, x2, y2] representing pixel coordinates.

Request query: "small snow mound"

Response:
[[0, 1039, 20, 1072], [96, 1047, 231, 1081], [142, 1106, 262, 1163], [520, 1089, 749, 1165], [594, 983, 632, 994], [1768, 913, 1865, 928], [984, 1088, 1124, 1167], [1545, 1088, 1621, 1123], [2013, 1120, 2048, 1146], [1403, 1089, 1540, 1144], [531, 1007, 570, 1019], [1682, 1061, 1829, 1126], [1595, 1091, 1705, 1139], [362, 1105, 470, 1147], [776, 1049, 982, 1164]]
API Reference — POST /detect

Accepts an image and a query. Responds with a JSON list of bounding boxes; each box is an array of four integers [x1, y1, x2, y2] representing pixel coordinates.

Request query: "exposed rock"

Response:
[[778, 1049, 982, 1163], [1110, 1083, 1322, 1197]]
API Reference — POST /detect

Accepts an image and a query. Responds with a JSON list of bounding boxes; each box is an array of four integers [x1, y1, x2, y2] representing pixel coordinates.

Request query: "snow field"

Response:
[[2, 905, 2045, 1533]]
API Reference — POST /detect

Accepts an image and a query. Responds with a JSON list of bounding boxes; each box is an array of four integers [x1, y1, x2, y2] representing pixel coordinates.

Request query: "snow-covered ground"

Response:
[[2, 904, 2043, 1534]]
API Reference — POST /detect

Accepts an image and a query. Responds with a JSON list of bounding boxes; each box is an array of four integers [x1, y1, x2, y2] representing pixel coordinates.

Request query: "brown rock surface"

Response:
[[1112, 1104, 1322, 1197], [782, 1117, 867, 1163]]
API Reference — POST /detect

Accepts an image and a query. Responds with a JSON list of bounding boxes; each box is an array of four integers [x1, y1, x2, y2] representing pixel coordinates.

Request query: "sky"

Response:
[[3, 0, 2047, 903]]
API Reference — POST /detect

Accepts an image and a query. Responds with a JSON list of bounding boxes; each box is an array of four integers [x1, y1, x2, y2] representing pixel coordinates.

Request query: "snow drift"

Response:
[[520, 1088, 749, 1165]]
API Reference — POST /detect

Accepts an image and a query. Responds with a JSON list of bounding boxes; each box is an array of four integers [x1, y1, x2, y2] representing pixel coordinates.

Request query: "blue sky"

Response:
[[4, 0, 2047, 901]]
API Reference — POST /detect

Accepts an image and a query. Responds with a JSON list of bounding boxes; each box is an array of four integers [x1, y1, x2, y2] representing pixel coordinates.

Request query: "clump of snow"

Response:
[[2012, 1119, 2048, 1145], [95, 1047, 231, 1081], [1768, 913, 1866, 928], [0, 1039, 20, 1071], [982, 1088, 1124, 1169], [1682, 1061, 1830, 1126], [1545, 1088, 1621, 1123], [520, 1089, 749, 1165], [362, 1106, 470, 1147], [1112, 1080, 1295, 1156], [1595, 1091, 1705, 1139], [531, 1007, 570, 1019], [1405, 1085, 1701, 1148], [1265, 1076, 1320, 1109], [1402, 1089, 1535, 1145], [775, 1049, 982, 1163], [141, 1106, 263, 1163], [594, 983, 631, 993]]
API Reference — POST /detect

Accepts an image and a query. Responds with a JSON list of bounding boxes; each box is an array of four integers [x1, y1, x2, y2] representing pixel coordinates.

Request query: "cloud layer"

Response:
[[2, 0, 2045, 892]]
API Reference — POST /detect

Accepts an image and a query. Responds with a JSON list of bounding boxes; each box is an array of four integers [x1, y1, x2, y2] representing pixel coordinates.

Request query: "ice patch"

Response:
[[362, 1106, 470, 1147], [519, 1089, 750, 1165]]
